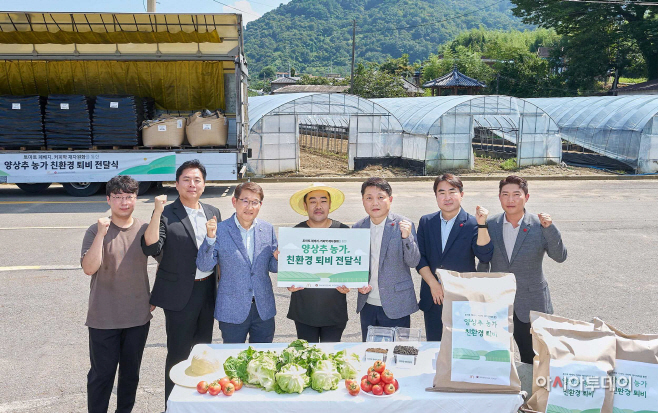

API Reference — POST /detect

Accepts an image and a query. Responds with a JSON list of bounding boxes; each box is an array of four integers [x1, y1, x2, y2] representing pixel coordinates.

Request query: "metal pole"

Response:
[[147, 0, 156, 12], [350, 19, 356, 93]]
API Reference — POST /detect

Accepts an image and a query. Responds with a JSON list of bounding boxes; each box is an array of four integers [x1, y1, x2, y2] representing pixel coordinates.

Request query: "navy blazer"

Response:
[[416, 208, 493, 311], [197, 214, 278, 324]]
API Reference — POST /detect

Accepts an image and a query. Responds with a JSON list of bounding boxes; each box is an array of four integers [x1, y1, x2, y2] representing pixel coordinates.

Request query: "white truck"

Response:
[[0, 11, 249, 196]]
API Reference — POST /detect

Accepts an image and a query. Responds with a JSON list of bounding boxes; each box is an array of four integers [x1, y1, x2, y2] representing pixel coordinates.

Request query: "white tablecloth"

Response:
[[167, 342, 524, 413]]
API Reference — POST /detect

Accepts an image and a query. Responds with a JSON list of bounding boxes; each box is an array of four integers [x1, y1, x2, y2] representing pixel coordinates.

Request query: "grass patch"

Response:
[[499, 158, 518, 171]]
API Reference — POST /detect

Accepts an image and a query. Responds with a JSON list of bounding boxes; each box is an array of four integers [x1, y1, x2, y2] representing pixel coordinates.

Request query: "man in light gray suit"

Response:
[[353, 177, 421, 341], [479, 175, 567, 364]]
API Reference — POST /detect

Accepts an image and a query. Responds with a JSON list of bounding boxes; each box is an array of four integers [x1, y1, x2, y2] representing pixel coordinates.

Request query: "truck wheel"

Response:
[[138, 181, 154, 196], [16, 182, 52, 194], [62, 182, 103, 197]]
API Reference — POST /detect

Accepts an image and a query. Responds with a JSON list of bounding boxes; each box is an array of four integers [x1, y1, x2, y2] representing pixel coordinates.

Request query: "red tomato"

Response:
[[393, 379, 399, 391], [373, 360, 386, 374], [383, 383, 396, 395], [361, 374, 369, 382], [345, 379, 357, 389], [196, 381, 209, 394], [347, 381, 360, 396], [218, 377, 231, 389], [223, 382, 235, 396], [367, 366, 376, 374], [371, 384, 383, 395], [360, 378, 373, 393], [230, 377, 243, 391], [368, 371, 381, 385], [208, 382, 222, 396], [380, 369, 394, 384]]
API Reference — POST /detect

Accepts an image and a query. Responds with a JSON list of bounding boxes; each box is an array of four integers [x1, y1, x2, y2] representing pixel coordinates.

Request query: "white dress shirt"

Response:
[[440, 210, 458, 252], [502, 214, 524, 263], [184, 205, 213, 280], [367, 218, 387, 306]]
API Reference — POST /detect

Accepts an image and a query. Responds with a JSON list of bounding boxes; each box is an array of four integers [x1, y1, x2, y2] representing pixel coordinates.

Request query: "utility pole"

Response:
[[496, 73, 499, 95], [147, 0, 156, 12], [350, 19, 356, 93]]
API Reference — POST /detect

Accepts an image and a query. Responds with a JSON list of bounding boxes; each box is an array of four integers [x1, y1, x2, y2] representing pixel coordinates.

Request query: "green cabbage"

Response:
[[275, 363, 310, 394], [310, 359, 341, 392], [246, 351, 278, 391], [332, 350, 360, 380], [223, 346, 257, 382]]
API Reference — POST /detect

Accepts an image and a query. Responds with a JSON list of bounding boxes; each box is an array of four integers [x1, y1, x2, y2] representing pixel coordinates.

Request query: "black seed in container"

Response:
[[393, 345, 418, 355]]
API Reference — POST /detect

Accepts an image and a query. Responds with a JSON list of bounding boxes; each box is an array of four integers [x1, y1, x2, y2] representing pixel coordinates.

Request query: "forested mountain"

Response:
[[244, 0, 529, 77]]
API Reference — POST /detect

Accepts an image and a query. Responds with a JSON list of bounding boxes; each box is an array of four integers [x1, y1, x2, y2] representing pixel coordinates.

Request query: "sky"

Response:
[[1, 0, 291, 24]]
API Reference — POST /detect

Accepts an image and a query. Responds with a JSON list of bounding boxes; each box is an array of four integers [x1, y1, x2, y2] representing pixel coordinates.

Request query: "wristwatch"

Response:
[[477, 223, 488, 228]]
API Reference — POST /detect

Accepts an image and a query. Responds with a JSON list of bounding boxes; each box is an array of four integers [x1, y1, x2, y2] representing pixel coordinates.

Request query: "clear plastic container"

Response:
[[366, 326, 396, 342], [394, 327, 422, 343]]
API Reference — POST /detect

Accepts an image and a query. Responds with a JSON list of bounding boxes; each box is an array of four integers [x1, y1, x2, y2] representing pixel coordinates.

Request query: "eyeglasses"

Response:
[[110, 195, 136, 201], [237, 198, 262, 207]]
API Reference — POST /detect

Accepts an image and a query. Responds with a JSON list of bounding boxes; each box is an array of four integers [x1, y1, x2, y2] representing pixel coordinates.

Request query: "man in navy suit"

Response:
[[416, 174, 493, 341], [197, 182, 279, 343]]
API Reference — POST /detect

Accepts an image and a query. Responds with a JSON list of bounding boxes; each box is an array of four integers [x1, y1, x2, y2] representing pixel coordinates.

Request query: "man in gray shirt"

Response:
[[81, 176, 153, 413]]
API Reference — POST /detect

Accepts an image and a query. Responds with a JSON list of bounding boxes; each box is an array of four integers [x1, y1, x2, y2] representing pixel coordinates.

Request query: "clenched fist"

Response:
[[475, 205, 489, 225], [97, 217, 111, 237], [399, 220, 412, 239], [206, 215, 217, 238], [538, 213, 553, 228], [154, 195, 167, 214]]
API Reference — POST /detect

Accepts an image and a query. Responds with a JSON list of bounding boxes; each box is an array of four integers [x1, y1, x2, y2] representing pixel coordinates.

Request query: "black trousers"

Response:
[[423, 302, 444, 342], [513, 312, 534, 364], [87, 322, 150, 413], [163, 276, 215, 404], [359, 303, 411, 342], [294, 321, 347, 343]]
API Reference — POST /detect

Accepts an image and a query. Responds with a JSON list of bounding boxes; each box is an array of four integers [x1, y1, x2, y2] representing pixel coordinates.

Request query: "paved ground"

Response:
[[1, 179, 657, 412]]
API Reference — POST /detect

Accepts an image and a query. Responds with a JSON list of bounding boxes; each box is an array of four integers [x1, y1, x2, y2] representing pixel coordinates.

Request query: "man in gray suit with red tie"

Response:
[[353, 177, 420, 342], [479, 175, 567, 364]]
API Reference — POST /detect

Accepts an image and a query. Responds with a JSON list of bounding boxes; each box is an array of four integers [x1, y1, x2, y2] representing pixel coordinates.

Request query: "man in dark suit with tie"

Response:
[[416, 174, 494, 341], [141, 159, 221, 405]]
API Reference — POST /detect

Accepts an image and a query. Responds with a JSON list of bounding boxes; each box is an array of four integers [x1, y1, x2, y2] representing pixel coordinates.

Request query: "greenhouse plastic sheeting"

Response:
[[528, 96, 658, 173], [373, 96, 561, 172], [247, 93, 402, 175], [0, 60, 225, 112]]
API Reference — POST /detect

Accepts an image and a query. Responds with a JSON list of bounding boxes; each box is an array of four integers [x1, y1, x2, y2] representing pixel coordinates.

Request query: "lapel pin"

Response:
[[459, 223, 464, 227], [523, 228, 528, 232], [391, 223, 395, 226]]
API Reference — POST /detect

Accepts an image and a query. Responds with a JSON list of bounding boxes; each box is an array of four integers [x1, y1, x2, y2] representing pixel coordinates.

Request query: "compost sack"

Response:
[[430, 270, 521, 393]]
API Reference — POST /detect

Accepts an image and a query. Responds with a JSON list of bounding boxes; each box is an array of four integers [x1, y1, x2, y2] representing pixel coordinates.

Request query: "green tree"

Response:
[[511, 0, 658, 80], [350, 63, 407, 98]]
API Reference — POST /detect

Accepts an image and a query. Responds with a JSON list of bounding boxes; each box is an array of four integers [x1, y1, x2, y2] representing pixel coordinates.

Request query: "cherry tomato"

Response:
[[361, 374, 369, 382], [208, 382, 222, 396], [380, 369, 394, 384], [367, 366, 376, 374], [393, 379, 399, 391], [196, 381, 209, 394], [368, 371, 381, 385], [347, 381, 360, 396], [383, 383, 396, 395], [371, 384, 383, 396], [223, 382, 235, 396], [373, 360, 386, 374], [230, 377, 243, 391], [360, 378, 373, 393], [345, 379, 357, 389], [218, 377, 231, 389]]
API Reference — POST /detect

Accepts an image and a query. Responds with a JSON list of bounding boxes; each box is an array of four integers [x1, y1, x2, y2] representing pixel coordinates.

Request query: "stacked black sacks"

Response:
[[45, 95, 92, 148], [0, 96, 45, 148], [92, 95, 150, 147]]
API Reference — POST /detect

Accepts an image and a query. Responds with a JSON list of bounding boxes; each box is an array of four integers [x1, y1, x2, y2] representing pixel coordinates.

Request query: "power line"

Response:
[[561, 0, 658, 5], [208, 0, 261, 16]]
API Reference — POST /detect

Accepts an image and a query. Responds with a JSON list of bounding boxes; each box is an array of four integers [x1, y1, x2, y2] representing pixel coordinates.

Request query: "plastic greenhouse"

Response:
[[528, 96, 658, 173], [371, 96, 562, 173], [247, 93, 403, 175]]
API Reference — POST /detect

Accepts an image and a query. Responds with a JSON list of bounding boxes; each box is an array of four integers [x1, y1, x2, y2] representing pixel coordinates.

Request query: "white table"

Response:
[[167, 342, 524, 413]]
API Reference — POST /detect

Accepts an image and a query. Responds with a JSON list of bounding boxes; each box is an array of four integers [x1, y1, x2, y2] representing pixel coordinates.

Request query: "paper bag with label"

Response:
[[430, 270, 520, 393], [592, 318, 658, 413], [528, 324, 616, 413]]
